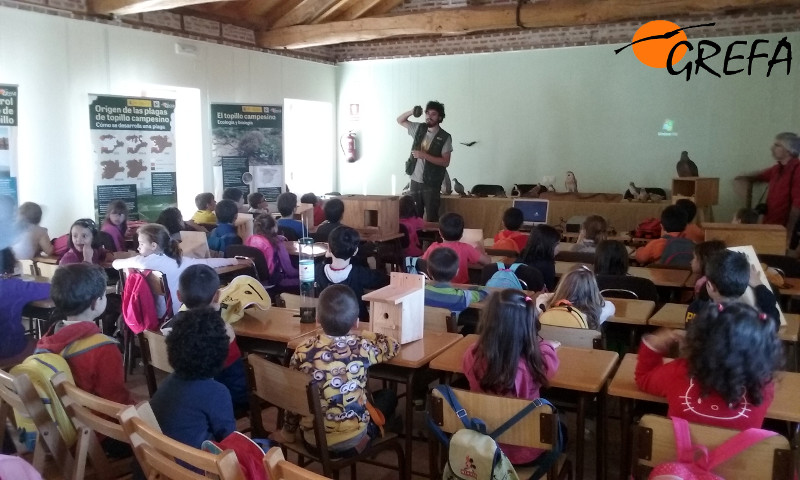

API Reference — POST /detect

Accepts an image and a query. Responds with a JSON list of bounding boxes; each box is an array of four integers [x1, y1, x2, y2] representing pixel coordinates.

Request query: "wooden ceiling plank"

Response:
[[272, 0, 340, 29], [260, 0, 305, 28], [91, 0, 228, 15], [361, 0, 403, 17], [338, 0, 396, 21], [310, 0, 354, 24], [258, 0, 797, 49], [238, 0, 282, 19]]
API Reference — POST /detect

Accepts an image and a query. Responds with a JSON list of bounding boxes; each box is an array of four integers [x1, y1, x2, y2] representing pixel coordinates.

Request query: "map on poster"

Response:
[[89, 95, 176, 221]]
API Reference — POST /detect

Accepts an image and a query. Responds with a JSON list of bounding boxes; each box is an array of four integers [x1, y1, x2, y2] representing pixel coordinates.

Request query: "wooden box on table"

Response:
[[338, 195, 399, 237], [362, 272, 424, 344], [671, 177, 719, 207]]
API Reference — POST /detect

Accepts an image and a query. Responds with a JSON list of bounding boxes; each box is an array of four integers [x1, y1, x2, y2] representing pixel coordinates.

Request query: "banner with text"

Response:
[[89, 94, 176, 222], [210, 104, 283, 207], [0, 85, 19, 202]]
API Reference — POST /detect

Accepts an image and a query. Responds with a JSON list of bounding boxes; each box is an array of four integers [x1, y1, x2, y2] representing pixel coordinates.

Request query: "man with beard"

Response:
[[397, 101, 452, 222]]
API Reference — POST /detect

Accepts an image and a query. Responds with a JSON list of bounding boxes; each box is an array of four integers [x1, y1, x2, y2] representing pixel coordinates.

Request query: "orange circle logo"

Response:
[[632, 20, 688, 68]]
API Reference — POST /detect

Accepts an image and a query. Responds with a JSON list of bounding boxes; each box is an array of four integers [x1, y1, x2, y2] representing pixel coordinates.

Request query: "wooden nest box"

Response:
[[362, 272, 425, 344], [339, 195, 399, 237]]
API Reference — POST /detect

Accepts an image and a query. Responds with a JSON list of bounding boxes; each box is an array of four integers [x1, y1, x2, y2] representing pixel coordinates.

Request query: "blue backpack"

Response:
[[486, 262, 524, 289]]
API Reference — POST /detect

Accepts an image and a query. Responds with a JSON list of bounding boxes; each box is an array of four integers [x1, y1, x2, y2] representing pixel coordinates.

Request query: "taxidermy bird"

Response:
[[565, 171, 578, 192], [629, 182, 650, 202], [459, 141, 477, 147], [676, 151, 699, 177], [453, 178, 467, 196]]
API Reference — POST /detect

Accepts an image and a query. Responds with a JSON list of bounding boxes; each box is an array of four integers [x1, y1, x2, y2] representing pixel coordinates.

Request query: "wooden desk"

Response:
[[233, 307, 321, 358], [368, 331, 461, 479], [430, 336, 619, 480], [778, 277, 800, 297], [703, 222, 786, 255], [608, 353, 800, 479], [608, 298, 656, 326], [627, 267, 690, 288]]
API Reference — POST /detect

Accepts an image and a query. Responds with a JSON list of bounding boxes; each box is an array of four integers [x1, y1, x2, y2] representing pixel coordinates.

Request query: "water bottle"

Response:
[[298, 237, 316, 323]]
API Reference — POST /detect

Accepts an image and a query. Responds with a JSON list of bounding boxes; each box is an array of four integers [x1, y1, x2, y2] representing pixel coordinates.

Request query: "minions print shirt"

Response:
[[289, 331, 400, 448]]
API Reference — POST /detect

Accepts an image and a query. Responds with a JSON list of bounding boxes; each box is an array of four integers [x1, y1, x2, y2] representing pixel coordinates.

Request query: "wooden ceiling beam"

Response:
[[336, 0, 393, 21], [272, 0, 341, 29], [257, 0, 797, 49], [90, 0, 226, 15]]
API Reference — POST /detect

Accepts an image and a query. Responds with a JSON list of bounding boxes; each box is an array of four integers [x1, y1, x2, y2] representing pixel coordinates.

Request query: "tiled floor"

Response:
[[126, 367, 629, 480]]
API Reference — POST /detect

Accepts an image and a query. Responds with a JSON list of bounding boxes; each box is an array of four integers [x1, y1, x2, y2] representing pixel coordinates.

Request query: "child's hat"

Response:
[[218, 275, 271, 323]]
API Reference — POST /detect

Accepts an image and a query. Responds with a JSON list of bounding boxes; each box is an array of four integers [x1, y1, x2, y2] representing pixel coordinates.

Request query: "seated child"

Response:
[[191, 192, 217, 224], [207, 200, 242, 253], [276, 192, 306, 238], [733, 207, 759, 224], [156, 206, 196, 242], [314, 198, 345, 242], [247, 192, 270, 215], [398, 195, 425, 257], [493, 208, 529, 253], [245, 213, 299, 290], [594, 240, 658, 302], [316, 226, 388, 321], [0, 247, 50, 360], [300, 192, 325, 226], [422, 213, 490, 284], [100, 199, 128, 252], [463, 289, 559, 465], [685, 249, 779, 325], [150, 308, 235, 449], [572, 215, 607, 253], [283, 285, 400, 456], [536, 266, 615, 330], [634, 205, 692, 266], [36, 263, 133, 405], [676, 198, 704, 243], [59, 218, 108, 265], [171, 264, 248, 411], [222, 187, 249, 214], [519, 225, 561, 291], [425, 247, 489, 316], [12, 201, 53, 260], [636, 302, 781, 429], [689, 240, 727, 300]]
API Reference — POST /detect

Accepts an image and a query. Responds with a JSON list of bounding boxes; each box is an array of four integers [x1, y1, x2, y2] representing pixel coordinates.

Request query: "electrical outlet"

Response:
[[542, 176, 555, 185]]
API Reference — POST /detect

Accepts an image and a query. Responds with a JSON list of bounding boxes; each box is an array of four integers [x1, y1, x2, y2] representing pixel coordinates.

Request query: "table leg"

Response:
[[575, 394, 587, 480], [619, 398, 633, 480], [597, 390, 607, 480], [403, 368, 416, 480]]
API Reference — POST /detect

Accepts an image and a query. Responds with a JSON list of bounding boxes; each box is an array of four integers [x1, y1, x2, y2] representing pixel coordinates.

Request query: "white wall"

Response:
[[336, 32, 800, 221], [0, 6, 336, 234]]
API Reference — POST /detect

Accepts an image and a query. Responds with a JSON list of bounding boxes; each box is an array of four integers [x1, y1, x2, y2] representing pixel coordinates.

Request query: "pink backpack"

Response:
[[649, 417, 778, 480], [121, 269, 169, 334]]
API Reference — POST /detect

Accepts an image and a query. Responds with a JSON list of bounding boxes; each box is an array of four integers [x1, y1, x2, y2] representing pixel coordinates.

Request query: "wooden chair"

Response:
[[117, 269, 172, 379], [118, 402, 246, 480], [0, 369, 74, 476], [631, 414, 794, 479], [36, 261, 60, 280], [51, 372, 131, 480], [18, 259, 37, 275], [555, 250, 596, 264], [246, 354, 406, 479], [424, 306, 456, 333], [264, 447, 331, 480], [428, 387, 571, 480], [539, 324, 603, 349], [139, 330, 174, 397], [600, 288, 639, 300]]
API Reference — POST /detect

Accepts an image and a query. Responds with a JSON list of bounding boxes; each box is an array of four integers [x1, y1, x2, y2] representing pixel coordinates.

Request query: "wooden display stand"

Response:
[[672, 177, 719, 222], [362, 272, 425, 344], [338, 195, 399, 237], [703, 223, 786, 255]]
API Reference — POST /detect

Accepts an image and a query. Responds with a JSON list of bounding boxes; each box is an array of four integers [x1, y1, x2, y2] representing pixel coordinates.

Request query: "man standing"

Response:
[[397, 101, 452, 222], [737, 132, 800, 247]]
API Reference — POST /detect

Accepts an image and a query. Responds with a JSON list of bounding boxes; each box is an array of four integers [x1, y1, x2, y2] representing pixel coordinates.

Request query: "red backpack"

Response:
[[52, 234, 70, 258], [121, 269, 170, 334], [634, 218, 662, 239]]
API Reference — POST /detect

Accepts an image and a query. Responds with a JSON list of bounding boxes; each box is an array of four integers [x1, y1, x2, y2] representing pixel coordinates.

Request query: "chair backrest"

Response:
[[36, 262, 60, 280], [51, 372, 130, 480], [631, 414, 793, 480], [180, 231, 211, 259], [424, 306, 456, 333], [0, 369, 74, 473], [595, 274, 660, 303], [263, 447, 330, 480], [225, 245, 270, 284], [18, 259, 36, 276], [140, 330, 174, 396], [600, 288, 638, 300], [555, 250, 596, 264], [119, 402, 245, 480], [428, 387, 559, 450], [539, 324, 602, 349]]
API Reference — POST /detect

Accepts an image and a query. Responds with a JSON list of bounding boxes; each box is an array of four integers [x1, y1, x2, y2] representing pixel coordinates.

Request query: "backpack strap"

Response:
[[703, 427, 778, 471], [489, 397, 551, 439], [496, 261, 506, 270], [434, 384, 472, 429], [670, 417, 697, 464], [509, 263, 523, 273]]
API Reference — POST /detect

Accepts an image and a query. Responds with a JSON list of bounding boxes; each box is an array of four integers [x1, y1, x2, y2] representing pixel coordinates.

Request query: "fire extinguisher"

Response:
[[340, 131, 357, 163]]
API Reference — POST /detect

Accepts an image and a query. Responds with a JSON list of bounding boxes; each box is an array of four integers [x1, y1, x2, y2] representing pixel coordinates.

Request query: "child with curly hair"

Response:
[[636, 302, 782, 429]]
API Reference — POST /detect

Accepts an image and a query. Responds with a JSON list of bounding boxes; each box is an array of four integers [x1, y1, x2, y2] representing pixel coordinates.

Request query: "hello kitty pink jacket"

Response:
[[635, 341, 774, 430]]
